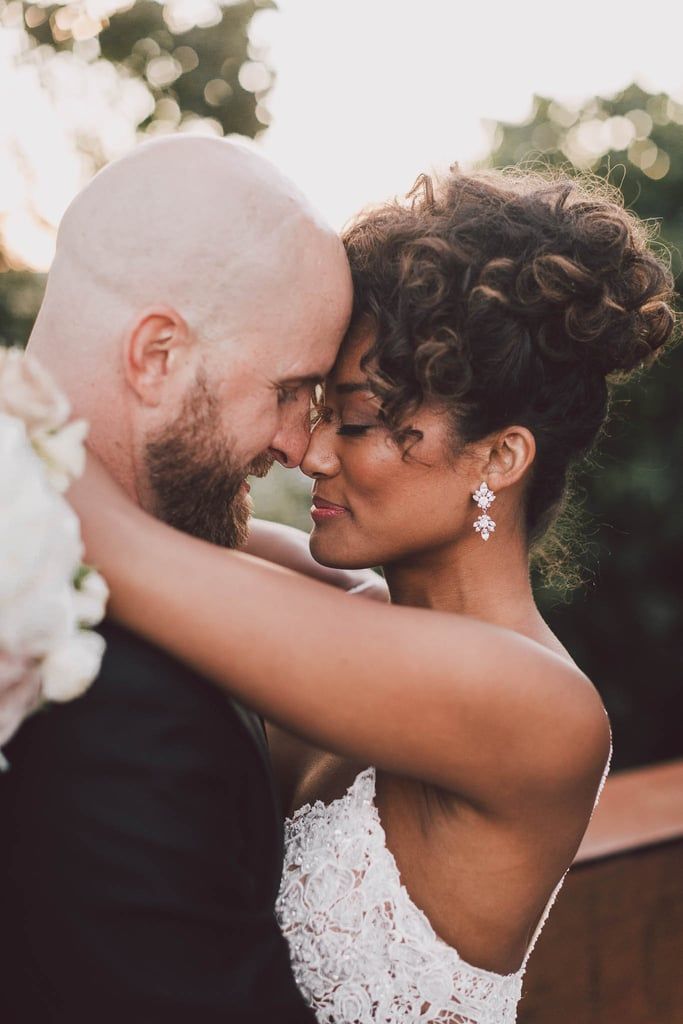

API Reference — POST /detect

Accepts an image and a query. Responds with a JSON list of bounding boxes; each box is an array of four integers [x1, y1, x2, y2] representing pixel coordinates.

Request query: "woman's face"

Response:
[[301, 327, 480, 570]]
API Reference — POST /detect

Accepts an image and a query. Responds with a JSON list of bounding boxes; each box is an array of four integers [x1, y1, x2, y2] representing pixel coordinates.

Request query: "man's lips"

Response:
[[311, 496, 349, 521]]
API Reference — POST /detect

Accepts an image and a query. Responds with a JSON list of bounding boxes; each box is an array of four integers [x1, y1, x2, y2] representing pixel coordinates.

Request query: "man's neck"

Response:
[[28, 320, 141, 506]]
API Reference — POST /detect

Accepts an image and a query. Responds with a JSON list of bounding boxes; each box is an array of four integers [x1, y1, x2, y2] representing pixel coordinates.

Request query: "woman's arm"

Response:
[[241, 519, 388, 600], [70, 458, 610, 810]]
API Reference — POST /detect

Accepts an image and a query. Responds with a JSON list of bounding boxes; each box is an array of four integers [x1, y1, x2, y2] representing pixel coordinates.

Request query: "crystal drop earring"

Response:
[[472, 481, 496, 541]]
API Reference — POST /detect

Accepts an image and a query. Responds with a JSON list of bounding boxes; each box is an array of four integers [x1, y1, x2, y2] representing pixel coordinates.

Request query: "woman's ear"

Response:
[[484, 426, 536, 491], [123, 307, 193, 406]]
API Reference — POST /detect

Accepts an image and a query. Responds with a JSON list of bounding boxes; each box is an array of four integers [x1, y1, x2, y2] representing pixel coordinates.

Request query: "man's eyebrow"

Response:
[[334, 381, 373, 394], [280, 375, 325, 387]]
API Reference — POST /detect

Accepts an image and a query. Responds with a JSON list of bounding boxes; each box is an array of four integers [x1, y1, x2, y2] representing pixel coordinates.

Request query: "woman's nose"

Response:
[[301, 419, 340, 480]]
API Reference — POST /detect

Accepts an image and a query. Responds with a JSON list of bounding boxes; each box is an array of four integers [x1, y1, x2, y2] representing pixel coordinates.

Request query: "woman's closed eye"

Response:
[[310, 401, 378, 436], [337, 424, 375, 437]]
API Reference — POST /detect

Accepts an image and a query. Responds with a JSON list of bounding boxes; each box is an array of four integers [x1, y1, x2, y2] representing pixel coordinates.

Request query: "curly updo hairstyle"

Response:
[[343, 167, 676, 584]]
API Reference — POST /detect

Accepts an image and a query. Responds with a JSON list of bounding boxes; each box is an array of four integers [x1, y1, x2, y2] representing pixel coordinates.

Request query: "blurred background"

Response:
[[0, 0, 681, 771]]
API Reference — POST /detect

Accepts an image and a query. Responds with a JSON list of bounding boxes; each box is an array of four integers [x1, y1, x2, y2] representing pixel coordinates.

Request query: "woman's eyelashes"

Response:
[[311, 400, 379, 436], [337, 424, 374, 437]]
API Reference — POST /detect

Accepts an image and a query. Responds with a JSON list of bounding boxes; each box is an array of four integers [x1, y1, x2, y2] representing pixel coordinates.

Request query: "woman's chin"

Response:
[[309, 531, 372, 571]]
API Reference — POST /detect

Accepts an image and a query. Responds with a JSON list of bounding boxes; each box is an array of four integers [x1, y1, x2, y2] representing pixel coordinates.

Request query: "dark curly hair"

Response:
[[343, 167, 676, 583]]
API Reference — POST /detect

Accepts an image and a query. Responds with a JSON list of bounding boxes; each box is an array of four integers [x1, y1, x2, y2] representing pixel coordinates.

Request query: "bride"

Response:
[[69, 167, 674, 1022]]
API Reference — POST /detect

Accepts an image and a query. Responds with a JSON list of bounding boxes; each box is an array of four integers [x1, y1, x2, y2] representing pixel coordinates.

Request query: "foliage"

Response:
[[489, 84, 683, 769], [0, 0, 273, 334], [22, 0, 274, 141], [0, 270, 45, 346]]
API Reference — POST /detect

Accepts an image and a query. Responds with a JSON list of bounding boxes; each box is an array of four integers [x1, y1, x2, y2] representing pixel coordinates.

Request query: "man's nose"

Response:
[[268, 404, 312, 469]]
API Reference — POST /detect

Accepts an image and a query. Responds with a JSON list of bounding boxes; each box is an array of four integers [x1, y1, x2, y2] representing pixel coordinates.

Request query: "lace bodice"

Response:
[[276, 767, 557, 1024]]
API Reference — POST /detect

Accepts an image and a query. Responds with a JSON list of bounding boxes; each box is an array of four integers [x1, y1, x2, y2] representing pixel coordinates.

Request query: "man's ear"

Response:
[[123, 307, 192, 406]]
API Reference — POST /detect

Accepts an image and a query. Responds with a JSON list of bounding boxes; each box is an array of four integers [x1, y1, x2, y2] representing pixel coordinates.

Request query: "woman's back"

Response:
[[277, 749, 609, 1023]]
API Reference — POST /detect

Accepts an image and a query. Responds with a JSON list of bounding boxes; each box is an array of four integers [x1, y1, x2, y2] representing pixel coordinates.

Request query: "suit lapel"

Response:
[[228, 696, 285, 887], [229, 697, 269, 766]]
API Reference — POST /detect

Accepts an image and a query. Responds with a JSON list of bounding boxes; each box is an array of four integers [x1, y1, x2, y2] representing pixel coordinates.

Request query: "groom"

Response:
[[0, 138, 352, 1022]]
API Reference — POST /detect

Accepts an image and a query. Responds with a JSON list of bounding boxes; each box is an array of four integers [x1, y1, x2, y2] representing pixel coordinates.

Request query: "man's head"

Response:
[[28, 135, 352, 545]]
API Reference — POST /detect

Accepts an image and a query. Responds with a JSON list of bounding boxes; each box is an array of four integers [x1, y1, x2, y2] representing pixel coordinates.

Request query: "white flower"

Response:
[[0, 348, 70, 434], [0, 653, 43, 747], [73, 569, 109, 628], [32, 419, 89, 493], [0, 414, 82, 609], [41, 629, 106, 703], [0, 585, 75, 661], [0, 349, 108, 744]]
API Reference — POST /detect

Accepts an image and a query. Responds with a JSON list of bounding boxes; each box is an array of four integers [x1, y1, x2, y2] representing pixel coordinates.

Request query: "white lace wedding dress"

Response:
[[275, 766, 566, 1024]]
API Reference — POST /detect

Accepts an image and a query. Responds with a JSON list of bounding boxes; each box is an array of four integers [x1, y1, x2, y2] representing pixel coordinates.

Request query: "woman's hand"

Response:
[[66, 449, 144, 583], [67, 448, 133, 524]]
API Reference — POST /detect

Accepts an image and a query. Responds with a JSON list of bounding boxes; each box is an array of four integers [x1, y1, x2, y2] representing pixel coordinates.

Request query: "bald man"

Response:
[[0, 137, 352, 1023]]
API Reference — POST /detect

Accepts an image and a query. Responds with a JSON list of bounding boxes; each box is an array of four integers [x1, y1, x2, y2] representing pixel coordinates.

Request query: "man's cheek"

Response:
[[225, 401, 275, 459]]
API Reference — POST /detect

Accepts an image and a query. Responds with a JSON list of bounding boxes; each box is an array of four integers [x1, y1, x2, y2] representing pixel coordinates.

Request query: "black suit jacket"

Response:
[[0, 621, 314, 1024]]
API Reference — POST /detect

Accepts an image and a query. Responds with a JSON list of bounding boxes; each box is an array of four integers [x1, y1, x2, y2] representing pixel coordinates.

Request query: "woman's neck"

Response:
[[383, 529, 540, 633]]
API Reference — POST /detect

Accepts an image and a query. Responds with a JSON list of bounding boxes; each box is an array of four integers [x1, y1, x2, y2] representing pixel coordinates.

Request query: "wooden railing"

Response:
[[519, 759, 683, 1024]]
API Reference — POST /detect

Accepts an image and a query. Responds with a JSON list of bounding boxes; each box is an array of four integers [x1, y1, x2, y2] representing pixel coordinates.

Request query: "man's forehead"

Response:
[[275, 340, 339, 383]]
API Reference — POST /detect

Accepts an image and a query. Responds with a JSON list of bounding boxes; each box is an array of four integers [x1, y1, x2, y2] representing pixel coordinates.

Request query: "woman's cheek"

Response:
[[354, 435, 404, 495]]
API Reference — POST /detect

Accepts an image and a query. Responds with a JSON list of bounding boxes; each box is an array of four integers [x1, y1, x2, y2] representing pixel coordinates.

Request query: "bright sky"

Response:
[[1, 0, 682, 268], [256, 0, 683, 228]]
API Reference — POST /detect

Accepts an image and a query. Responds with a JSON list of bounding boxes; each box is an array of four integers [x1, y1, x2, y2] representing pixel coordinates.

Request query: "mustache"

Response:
[[245, 452, 275, 479]]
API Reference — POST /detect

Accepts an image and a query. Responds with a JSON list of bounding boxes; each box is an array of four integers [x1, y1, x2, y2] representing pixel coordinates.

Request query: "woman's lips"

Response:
[[311, 496, 348, 522]]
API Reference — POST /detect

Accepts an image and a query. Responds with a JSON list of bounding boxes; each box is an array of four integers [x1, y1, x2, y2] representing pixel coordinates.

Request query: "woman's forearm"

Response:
[[101, 501, 413, 755], [82, 480, 596, 796]]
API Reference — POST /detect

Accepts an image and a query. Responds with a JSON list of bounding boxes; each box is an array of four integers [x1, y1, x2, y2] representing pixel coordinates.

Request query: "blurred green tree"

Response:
[[0, 269, 46, 345], [489, 84, 682, 769], [0, 0, 273, 343], [22, 0, 274, 141]]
